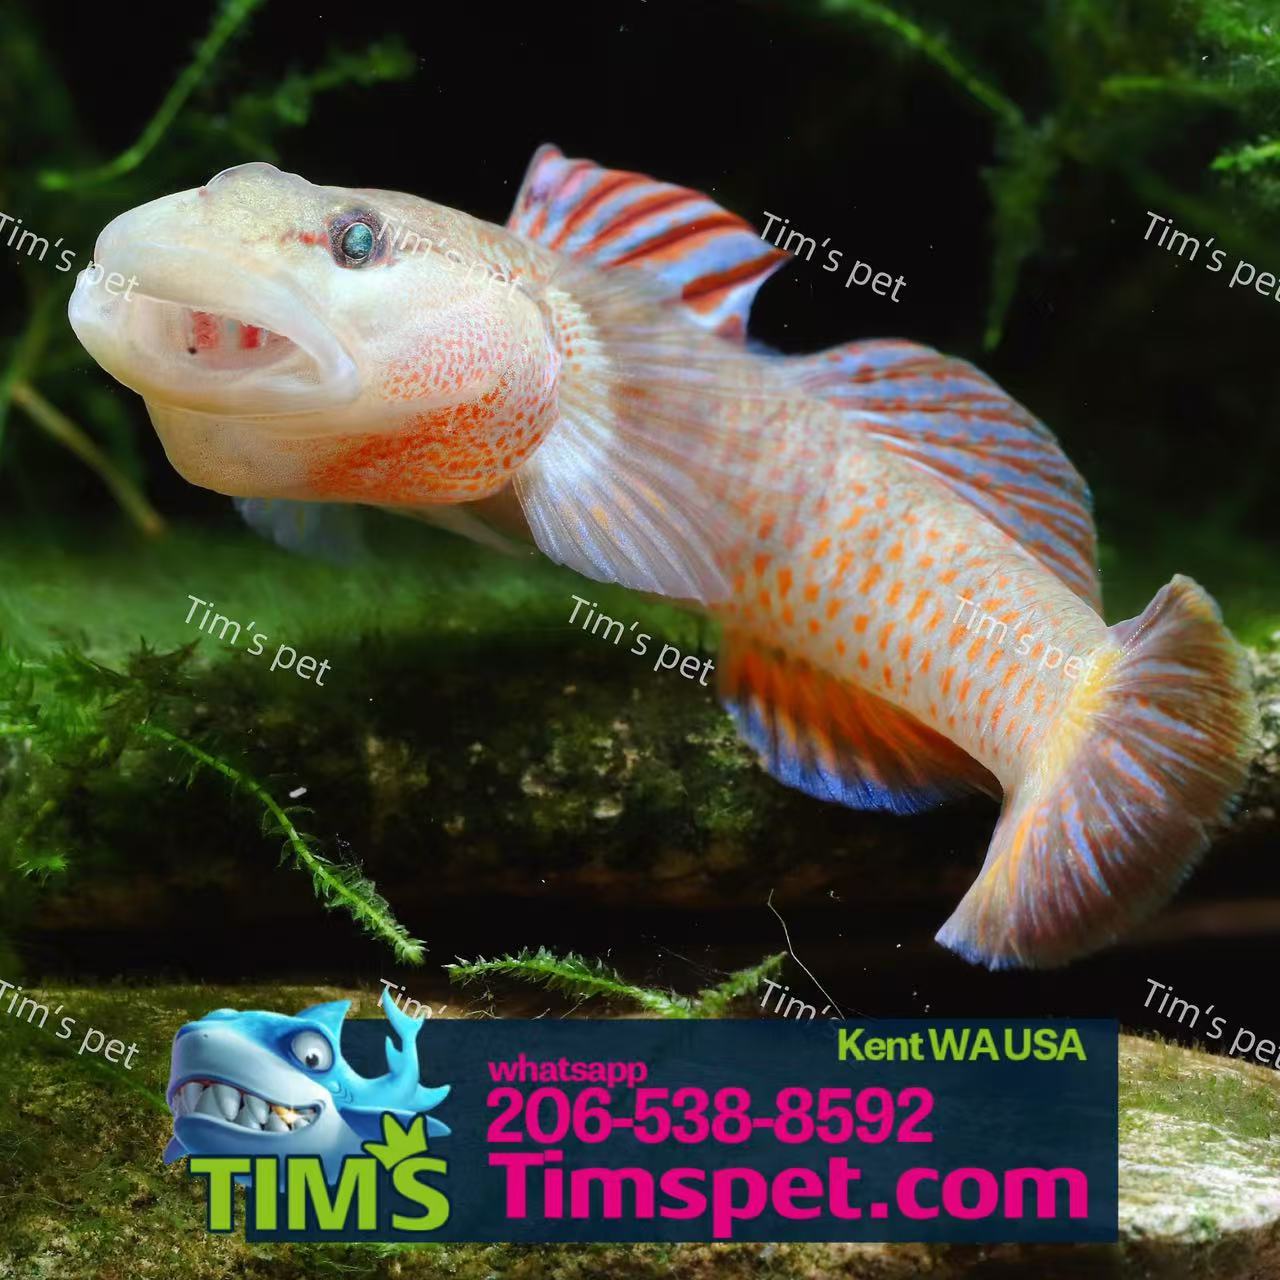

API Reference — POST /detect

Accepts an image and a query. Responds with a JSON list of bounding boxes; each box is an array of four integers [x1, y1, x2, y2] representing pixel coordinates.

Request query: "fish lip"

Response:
[[68, 241, 360, 419]]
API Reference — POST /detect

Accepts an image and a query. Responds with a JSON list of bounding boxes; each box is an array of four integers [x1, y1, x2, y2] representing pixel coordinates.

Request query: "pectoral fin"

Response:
[[233, 497, 368, 563]]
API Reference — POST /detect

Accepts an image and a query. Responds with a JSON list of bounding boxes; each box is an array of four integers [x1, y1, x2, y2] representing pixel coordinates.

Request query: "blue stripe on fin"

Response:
[[786, 340, 1100, 609], [718, 633, 996, 816], [508, 144, 789, 339], [234, 498, 367, 563]]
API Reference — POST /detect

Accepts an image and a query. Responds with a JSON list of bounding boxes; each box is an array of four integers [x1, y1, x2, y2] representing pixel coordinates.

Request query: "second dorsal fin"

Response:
[[786, 340, 1101, 609]]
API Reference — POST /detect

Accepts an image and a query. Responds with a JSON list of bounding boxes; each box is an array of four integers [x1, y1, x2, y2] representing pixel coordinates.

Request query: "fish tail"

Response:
[[936, 575, 1258, 969]]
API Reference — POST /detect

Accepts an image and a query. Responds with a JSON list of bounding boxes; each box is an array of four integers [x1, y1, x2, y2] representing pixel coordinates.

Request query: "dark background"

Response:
[[8, 0, 1280, 546], [2, 0, 1277, 1045]]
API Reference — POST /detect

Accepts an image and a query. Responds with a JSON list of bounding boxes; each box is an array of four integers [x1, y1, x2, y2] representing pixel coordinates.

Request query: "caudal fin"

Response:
[[936, 575, 1258, 969]]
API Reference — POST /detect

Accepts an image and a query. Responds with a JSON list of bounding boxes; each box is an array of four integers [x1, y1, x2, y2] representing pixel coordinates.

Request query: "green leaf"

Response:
[[446, 948, 788, 1020], [362, 1113, 431, 1169], [447, 948, 693, 1017], [982, 119, 1059, 350], [690, 952, 786, 1018]]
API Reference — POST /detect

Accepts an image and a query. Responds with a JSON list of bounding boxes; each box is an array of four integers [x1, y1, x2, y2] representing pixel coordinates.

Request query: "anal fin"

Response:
[[719, 633, 997, 815]]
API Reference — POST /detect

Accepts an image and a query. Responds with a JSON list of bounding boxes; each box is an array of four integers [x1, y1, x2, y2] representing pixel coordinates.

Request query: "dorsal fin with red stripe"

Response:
[[508, 144, 787, 339]]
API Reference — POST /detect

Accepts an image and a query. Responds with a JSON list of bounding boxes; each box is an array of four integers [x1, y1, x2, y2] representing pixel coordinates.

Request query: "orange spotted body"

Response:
[[715, 431, 1107, 787], [70, 149, 1257, 971]]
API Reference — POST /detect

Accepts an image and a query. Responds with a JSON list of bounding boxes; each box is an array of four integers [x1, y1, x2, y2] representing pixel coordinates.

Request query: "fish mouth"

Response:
[[69, 243, 359, 419], [168, 1074, 324, 1134]]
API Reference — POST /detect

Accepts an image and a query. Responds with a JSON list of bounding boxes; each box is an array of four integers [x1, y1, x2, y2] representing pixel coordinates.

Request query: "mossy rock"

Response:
[[7, 524, 1278, 961], [0, 984, 1277, 1279]]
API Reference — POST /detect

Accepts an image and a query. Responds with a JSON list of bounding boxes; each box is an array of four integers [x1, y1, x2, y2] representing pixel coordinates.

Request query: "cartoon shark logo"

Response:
[[164, 988, 449, 1180]]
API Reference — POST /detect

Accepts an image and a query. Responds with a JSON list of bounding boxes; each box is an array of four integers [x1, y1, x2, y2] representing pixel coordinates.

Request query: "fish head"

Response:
[[70, 162, 558, 505]]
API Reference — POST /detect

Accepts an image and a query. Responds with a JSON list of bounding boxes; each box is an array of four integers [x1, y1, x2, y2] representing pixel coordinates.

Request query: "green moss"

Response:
[[1118, 1034, 1280, 1246], [0, 518, 742, 951], [1120, 1034, 1280, 1145]]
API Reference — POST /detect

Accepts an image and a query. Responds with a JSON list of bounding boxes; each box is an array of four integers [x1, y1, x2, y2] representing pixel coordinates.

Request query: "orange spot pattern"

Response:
[[709, 441, 1099, 779], [310, 341, 555, 503]]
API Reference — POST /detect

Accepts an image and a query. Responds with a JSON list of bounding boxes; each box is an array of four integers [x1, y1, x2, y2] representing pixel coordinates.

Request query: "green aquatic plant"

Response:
[[819, 0, 1280, 347], [138, 724, 425, 965], [445, 948, 785, 1019], [36, 0, 268, 193], [0, 640, 423, 964]]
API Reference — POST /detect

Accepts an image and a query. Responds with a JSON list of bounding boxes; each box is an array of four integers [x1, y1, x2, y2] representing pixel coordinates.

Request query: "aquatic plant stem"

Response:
[[9, 381, 165, 537], [447, 949, 789, 1019], [37, 0, 266, 191], [135, 722, 425, 965], [0, 289, 58, 451], [448, 948, 693, 1017], [821, 0, 1024, 131]]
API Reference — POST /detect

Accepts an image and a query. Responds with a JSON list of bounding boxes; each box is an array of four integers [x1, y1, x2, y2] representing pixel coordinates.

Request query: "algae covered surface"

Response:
[[0, 520, 757, 958], [1, 983, 1278, 1280], [2, 514, 1277, 970]]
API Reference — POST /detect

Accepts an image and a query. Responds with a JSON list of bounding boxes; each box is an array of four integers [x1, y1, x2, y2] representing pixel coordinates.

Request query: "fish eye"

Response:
[[290, 1030, 334, 1072], [341, 222, 374, 263], [329, 209, 383, 268]]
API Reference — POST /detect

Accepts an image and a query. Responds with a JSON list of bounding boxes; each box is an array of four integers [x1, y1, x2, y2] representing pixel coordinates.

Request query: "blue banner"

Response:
[[171, 1003, 1118, 1244]]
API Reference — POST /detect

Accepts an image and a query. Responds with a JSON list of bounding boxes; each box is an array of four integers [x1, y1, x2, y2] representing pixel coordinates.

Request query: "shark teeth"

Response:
[[172, 1079, 319, 1133], [211, 1084, 240, 1121]]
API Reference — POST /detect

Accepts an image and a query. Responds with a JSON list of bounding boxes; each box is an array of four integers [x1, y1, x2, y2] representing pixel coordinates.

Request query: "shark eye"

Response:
[[291, 1031, 334, 1072]]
